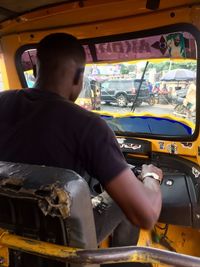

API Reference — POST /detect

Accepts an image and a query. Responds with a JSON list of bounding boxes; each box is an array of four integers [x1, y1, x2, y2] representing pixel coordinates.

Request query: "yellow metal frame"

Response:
[[0, 228, 199, 266]]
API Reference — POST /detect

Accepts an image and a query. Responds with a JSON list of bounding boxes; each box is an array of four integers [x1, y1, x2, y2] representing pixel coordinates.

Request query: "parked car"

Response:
[[100, 79, 155, 107]]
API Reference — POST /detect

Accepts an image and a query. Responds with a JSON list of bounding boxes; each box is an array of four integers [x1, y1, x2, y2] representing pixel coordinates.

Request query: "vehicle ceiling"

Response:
[[0, 0, 200, 24], [0, 0, 76, 23]]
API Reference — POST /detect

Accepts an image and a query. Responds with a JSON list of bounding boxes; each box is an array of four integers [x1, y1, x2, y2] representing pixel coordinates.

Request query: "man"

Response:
[[147, 81, 153, 93], [0, 33, 162, 246], [183, 80, 196, 119]]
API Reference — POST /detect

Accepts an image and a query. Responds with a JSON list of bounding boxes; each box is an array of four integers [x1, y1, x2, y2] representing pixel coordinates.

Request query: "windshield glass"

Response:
[[83, 58, 196, 136], [20, 29, 197, 137]]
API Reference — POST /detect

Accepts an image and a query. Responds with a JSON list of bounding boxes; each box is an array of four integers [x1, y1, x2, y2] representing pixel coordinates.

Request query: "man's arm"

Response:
[[81, 116, 162, 229], [105, 164, 162, 229]]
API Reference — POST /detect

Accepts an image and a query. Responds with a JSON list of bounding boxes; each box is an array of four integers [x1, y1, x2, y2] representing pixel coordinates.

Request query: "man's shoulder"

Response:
[[59, 98, 100, 120], [57, 101, 112, 143], [0, 89, 21, 103], [0, 89, 18, 97], [0, 89, 106, 127], [0, 89, 34, 99]]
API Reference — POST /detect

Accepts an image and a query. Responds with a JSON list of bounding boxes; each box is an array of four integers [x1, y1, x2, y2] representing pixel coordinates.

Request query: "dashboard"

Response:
[[89, 137, 200, 228], [124, 138, 200, 228]]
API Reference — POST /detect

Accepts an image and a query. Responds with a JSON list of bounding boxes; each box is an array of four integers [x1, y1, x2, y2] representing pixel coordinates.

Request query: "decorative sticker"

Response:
[[181, 142, 193, 149], [117, 138, 126, 145], [166, 143, 178, 154], [192, 167, 200, 178], [151, 32, 194, 59], [117, 138, 142, 151], [158, 141, 165, 150], [151, 35, 168, 55], [166, 33, 186, 58], [120, 143, 142, 150]]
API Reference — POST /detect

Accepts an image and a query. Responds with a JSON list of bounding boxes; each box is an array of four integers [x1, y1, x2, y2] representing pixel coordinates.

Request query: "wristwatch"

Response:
[[142, 172, 162, 184]]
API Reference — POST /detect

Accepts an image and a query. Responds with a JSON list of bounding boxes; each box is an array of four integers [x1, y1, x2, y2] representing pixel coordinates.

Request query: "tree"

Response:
[[120, 64, 129, 74]]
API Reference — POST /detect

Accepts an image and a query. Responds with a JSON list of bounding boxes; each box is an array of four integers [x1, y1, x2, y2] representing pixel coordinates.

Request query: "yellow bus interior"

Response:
[[1, 0, 200, 266]]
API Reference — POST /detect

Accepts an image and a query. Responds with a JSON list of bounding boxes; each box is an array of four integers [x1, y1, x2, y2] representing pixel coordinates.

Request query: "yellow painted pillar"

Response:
[[0, 35, 22, 89]]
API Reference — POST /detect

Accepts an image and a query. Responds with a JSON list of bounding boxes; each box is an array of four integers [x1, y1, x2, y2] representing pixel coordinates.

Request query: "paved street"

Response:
[[101, 102, 174, 115]]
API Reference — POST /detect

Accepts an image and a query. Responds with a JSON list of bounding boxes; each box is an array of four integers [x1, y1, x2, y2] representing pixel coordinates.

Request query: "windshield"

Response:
[[83, 58, 196, 136], [20, 29, 198, 138]]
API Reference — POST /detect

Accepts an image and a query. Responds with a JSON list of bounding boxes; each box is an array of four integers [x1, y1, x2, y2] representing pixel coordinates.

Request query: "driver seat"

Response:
[[0, 161, 98, 267]]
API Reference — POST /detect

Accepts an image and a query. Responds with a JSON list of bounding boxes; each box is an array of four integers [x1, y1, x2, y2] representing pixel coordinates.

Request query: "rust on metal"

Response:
[[0, 176, 71, 219], [0, 177, 24, 186], [0, 229, 200, 266], [38, 184, 71, 219]]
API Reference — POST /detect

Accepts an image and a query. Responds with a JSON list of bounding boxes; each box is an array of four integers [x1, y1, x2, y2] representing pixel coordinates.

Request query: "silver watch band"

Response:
[[142, 172, 161, 184]]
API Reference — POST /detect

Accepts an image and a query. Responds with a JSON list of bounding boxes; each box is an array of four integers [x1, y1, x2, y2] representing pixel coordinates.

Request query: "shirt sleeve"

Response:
[[80, 116, 128, 185]]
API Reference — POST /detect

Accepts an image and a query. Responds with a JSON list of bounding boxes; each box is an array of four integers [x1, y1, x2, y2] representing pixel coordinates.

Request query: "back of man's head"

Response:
[[35, 33, 86, 100], [37, 33, 86, 72]]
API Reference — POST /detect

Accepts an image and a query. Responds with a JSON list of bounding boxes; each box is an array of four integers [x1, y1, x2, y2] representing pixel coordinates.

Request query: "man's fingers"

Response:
[[141, 164, 163, 180]]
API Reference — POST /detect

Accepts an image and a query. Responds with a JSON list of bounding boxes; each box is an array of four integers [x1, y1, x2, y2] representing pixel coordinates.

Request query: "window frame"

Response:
[[15, 23, 200, 141]]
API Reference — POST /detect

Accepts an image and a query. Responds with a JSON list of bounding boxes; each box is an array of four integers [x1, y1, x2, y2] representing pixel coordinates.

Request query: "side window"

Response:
[[118, 82, 125, 90], [101, 82, 109, 89], [134, 81, 146, 89], [124, 81, 134, 90], [109, 82, 117, 90]]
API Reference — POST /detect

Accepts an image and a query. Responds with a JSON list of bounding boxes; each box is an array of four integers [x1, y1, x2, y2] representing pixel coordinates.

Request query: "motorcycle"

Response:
[[173, 96, 195, 120]]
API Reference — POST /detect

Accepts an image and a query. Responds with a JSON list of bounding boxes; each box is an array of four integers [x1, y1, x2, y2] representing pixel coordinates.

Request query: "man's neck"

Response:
[[34, 81, 70, 100]]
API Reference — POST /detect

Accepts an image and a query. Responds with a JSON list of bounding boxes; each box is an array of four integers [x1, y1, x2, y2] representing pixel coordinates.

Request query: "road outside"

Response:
[[100, 102, 174, 116]]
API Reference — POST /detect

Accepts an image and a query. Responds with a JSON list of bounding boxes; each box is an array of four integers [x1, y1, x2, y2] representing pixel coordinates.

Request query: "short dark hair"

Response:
[[37, 33, 86, 67]]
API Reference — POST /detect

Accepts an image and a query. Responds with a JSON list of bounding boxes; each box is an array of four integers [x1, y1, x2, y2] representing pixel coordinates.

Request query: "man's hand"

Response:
[[105, 166, 163, 230], [141, 164, 163, 184]]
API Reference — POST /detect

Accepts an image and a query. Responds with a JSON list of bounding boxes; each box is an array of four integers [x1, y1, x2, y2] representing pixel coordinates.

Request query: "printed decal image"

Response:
[[117, 138, 126, 144], [151, 35, 168, 55], [117, 138, 142, 151], [151, 32, 194, 58], [166, 143, 178, 154], [120, 143, 142, 150], [192, 167, 200, 178], [166, 33, 186, 58], [158, 141, 165, 150], [181, 142, 193, 149]]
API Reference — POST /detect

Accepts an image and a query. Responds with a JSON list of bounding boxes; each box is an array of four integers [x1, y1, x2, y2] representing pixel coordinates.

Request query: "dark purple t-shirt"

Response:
[[0, 89, 127, 185]]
